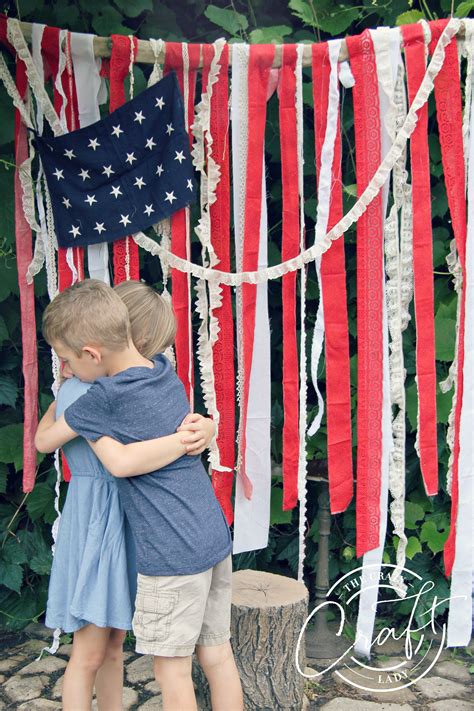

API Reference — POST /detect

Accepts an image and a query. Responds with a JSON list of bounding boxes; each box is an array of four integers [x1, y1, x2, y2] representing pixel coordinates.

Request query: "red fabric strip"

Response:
[[109, 35, 139, 283], [238, 44, 276, 498], [427, 20, 467, 577], [402, 24, 438, 497], [346, 31, 384, 557], [201, 45, 235, 525], [164, 44, 201, 403], [279, 45, 300, 510], [15, 61, 39, 492], [312, 43, 353, 514], [42, 27, 84, 290]]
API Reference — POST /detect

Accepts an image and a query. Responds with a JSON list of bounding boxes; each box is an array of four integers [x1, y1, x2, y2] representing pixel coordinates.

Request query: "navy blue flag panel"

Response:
[[34, 72, 196, 249]]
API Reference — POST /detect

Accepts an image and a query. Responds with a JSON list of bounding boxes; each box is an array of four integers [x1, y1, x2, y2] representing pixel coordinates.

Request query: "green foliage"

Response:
[[0, 0, 465, 633]]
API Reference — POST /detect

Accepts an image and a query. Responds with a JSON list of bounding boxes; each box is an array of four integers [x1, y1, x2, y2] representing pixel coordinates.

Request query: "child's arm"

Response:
[[35, 402, 77, 453], [89, 414, 216, 478]]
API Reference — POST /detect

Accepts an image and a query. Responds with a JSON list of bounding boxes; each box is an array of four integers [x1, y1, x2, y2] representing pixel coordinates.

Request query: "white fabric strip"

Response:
[[307, 38, 341, 438], [232, 44, 271, 554], [296, 44, 307, 581], [355, 27, 399, 658], [447, 22, 474, 647], [70, 33, 110, 283]]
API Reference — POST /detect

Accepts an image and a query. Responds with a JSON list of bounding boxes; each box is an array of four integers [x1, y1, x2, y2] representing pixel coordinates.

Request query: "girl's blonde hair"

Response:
[[114, 280, 176, 359]]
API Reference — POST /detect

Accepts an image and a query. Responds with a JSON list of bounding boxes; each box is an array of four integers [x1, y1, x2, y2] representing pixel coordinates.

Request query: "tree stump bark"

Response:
[[193, 569, 309, 710]]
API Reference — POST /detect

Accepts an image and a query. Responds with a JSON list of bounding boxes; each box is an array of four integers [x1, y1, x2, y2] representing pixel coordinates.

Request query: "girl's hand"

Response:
[[177, 413, 216, 455]]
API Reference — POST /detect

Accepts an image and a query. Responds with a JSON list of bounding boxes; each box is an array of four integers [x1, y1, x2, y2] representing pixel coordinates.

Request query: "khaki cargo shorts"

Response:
[[132, 554, 232, 657]]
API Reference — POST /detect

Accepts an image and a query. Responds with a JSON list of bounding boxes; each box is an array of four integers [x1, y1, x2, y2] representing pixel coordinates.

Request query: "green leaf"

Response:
[[26, 483, 56, 524], [270, 486, 293, 525], [395, 10, 425, 26], [113, 0, 153, 17], [0, 314, 8, 345], [30, 548, 53, 576], [405, 536, 422, 560], [341, 546, 355, 562], [249, 26, 292, 44], [204, 5, 248, 35], [420, 520, 449, 554], [0, 85, 15, 146], [1, 537, 28, 566], [0, 375, 17, 408], [0, 560, 23, 594], [318, 6, 360, 35], [405, 501, 425, 529], [405, 381, 417, 432], [455, 1, 474, 17], [436, 384, 453, 425], [92, 7, 127, 36], [0, 424, 23, 471], [289, 0, 317, 26], [435, 303, 457, 361], [0, 463, 7, 494]]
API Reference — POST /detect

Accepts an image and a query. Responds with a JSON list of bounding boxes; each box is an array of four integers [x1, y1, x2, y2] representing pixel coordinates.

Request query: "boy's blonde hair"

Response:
[[114, 280, 176, 359], [43, 279, 131, 354]]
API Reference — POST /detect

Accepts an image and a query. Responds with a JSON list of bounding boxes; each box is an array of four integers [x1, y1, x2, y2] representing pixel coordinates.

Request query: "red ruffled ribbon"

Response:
[[346, 31, 384, 557], [164, 44, 201, 404], [312, 42, 353, 514], [202, 45, 236, 525], [109, 34, 140, 284], [237, 45, 276, 499]]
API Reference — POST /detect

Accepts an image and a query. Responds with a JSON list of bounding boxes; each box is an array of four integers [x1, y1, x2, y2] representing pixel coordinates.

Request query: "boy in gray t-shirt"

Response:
[[35, 280, 243, 711]]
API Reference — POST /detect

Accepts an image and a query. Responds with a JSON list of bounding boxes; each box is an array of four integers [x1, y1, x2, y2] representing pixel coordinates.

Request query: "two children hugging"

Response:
[[35, 279, 243, 711]]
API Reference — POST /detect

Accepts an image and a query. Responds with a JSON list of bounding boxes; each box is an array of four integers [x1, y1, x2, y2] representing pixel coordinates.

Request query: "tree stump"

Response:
[[193, 569, 309, 710]]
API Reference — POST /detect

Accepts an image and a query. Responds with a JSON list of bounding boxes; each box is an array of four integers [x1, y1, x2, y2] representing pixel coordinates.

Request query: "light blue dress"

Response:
[[45, 377, 137, 633]]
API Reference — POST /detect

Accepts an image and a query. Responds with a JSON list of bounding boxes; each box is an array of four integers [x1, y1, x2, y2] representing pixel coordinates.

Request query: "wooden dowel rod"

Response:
[[15, 19, 466, 67]]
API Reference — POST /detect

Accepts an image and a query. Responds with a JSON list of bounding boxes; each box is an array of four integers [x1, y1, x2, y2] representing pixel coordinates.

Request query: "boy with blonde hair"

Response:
[[36, 279, 243, 711]]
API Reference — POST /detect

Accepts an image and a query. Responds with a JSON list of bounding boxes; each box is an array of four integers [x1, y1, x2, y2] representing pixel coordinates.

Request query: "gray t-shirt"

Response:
[[64, 355, 232, 576]]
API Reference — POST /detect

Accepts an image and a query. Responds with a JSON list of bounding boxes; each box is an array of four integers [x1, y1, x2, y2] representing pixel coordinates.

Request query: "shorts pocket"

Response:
[[133, 590, 178, 643]]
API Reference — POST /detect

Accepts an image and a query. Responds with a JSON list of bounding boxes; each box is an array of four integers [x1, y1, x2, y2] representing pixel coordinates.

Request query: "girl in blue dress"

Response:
[[43, 281, 215, 710]]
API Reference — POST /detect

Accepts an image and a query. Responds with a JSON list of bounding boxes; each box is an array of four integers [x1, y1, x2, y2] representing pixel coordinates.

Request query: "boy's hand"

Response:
[[177, 413, 216, 456]]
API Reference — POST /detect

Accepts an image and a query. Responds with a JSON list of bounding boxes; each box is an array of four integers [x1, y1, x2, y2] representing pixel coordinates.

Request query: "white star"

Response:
[[79, 169, 90, 181], [134, 111, 145, 124], [85, 194, 97, 206], [119, 214, 131, 227], [156, 164, 164, 176], [125, 152, 137, 165], [155, 96, 165, 109], [174, 150, 185, 164], [186, 179, 193, 191], [88, 137, 100, 151], [164, 191, 177, 204], [145, 137, 156, 150], [111, 124, 123, 138], [144, 204, 154, 216], [134, 176, 146, 190], [53, 168, 64, 180], [69, 225, 81, 238], [64, 148, 75, 160], [102, 165, 115, 178], [94, 222, 106, 234], [62, 197, 71, 209], [166, 123, 174, 136], [110, 185, 123, 199]]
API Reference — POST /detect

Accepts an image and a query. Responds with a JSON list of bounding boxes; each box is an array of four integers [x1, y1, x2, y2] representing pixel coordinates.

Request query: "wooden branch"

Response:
[[15, 19, 467, 67]]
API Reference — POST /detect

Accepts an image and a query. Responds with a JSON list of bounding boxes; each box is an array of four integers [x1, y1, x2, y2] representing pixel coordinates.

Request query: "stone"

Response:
[[0, 655, 25, 672], [427, 701, 474, 711], [123, 686, 139, 710], [435, 661, 472, 683], [17, 701, 62, 710], [144, 680, 162, 694], [137, 698, 164, 710], [320, 700, 413, 710], [332, 668, 417, 704], [126, 654, 154, 683], [24, 623, 56, 641], [57, 644, 73, 657], [15, 639, 48, 655], [3, 674, 49, 703], [51, 676, 63, 700], [18, 656, 67, 675], [415, 676, 470, 700]]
